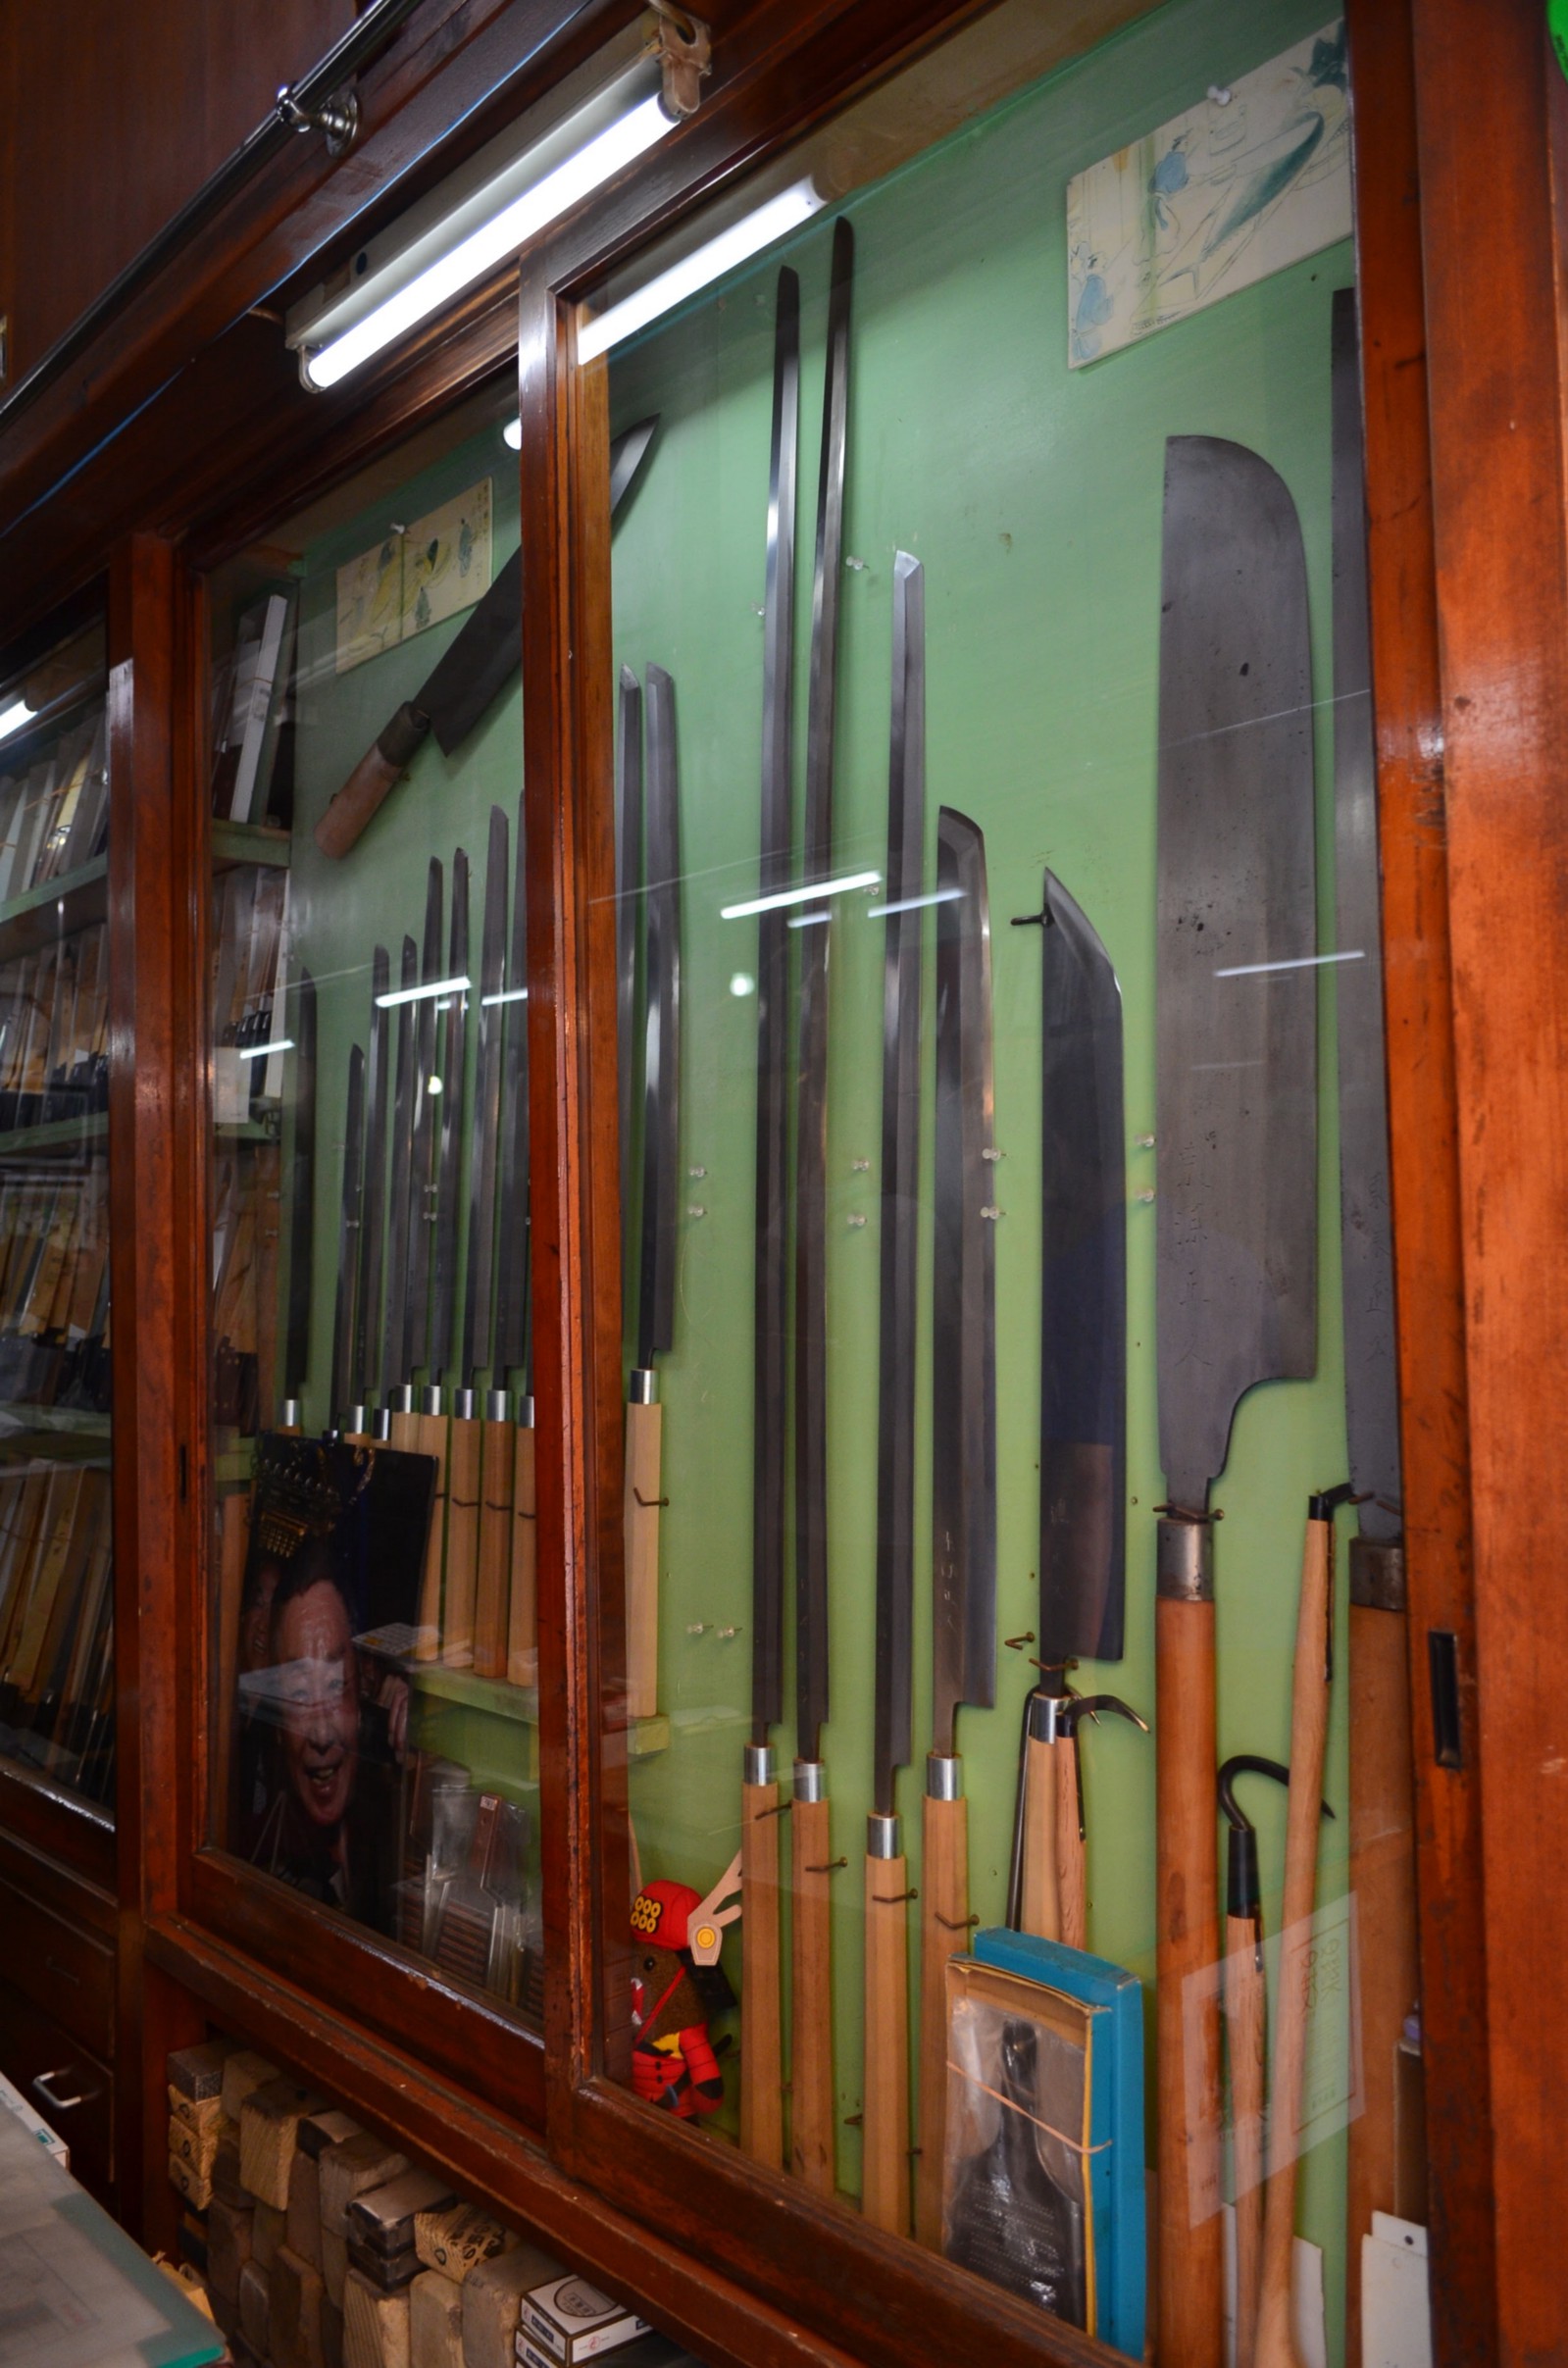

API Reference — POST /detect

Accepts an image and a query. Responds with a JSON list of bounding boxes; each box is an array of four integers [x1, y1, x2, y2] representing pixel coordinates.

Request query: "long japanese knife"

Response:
[[387, 871, 445, 1505], [281, 969, 316, 1418], [1330, 284, 1412, 2368], [380, 934, 419, 1409], [740, 265, 798, 2175], [494, 786, 537, 1692], [915, 805, 998, 2251], [791, 217, 853, 2202], [417, 850, 469, 1663], [316, 417, 660, 859], [1009, 869, 1139, 1953], [351, 946, 391, 1431], [616, 668, 642, 1313], [403, 860, 445, 1382], [862, 550, 924, 2241], [329, 1044, 365, 1430], [1154, 433, 1317, 2368], [624, 665, 680, 1725]]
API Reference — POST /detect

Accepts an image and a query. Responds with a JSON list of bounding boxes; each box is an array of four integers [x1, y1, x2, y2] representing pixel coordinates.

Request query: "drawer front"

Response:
[[0, 1975, 113, 2198], [0, 1874, 114, 2056]]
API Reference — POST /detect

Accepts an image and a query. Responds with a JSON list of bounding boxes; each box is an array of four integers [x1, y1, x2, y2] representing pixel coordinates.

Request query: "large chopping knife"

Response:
[[862, 549, 924, 2239], [494, 784, 537, 1692], [1007, 869, 1141, 1951], [1154, 433, 1317, 2368], [915, 806, 998, 2250], [316, 418, 659, 859], [616, 667, 642, 1313], [351, 945, 391, 1432], [416, 850, 469, 1663], [740, 265, 798, 2175], [329, 1043, 365, 1430], [281, 968, 316, 1421]]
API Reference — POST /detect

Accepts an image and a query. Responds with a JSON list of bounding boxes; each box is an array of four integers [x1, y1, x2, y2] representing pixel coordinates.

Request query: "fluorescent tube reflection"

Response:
[[376, 973, 472, 1009], [722, 870, 880, 921], [578, 180, 826, 364], [0, 699, 33, 744]]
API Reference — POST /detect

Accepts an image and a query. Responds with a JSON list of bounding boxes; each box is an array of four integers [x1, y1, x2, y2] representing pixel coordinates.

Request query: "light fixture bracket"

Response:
[[649, 5, 711, 121], [277, 81, 360, 158]]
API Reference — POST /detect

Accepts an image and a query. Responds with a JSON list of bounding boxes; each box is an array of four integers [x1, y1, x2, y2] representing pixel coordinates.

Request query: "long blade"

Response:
[[354, 946, 391, 1409], [1155, 435, 1317, 1510], [430, 851, 469, 1381], [405, 861, 443, 1377], [873, 551, 924, 1815], [794, 218, 853, 1766], [1037, 871, 1126, 1668], [283, 969, 317, 1399], [329, 1043, 365, 1423], [1332, 290, 1400, 1545], [636, 669, 681, 1372], [381, 934, 418, 1395], [751, 267, 799, 1746], [932, 810, 997, 1756], [424, 419, 661, 755], [494, 788, 531, 1380], [461, 808, 508, 1383], [616, 668, 642, 1319]]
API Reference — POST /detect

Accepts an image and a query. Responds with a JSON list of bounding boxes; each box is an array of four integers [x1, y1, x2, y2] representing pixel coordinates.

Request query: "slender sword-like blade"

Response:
[[381, 934, 418, 1395], [461, 809, 508, 1383], [1155, 435, 1317, 1510], [283, 970, 317, 1398], [495, 787, 531, 1379], [354, 947, 391, 1410], [616, 669, 642, 1318], [405, 861, 443, 1377], [1332, 290, 1400, 1545], [608, 416, 659, 517], [751, 267, 799, 1746], [430, 853, 469, 1381], [1037, 871, 1126, 1668], [637, 669, 681, 1370], [873, 551, 924, 1815], [794, 217, 853, 1764], [931, 808, 997, 1755], [329, 1044, 365, 1423]]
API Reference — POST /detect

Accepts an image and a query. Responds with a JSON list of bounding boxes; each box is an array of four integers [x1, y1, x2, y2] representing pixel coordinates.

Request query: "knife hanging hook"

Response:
[[1003, 1633, 1037, 1651], [276, 82, 359, 156]]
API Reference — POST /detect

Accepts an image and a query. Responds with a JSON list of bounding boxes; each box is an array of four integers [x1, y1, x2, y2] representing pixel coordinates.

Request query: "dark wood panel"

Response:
[[0, 1873, 115, 2058], [0, 1819, 115, 1940], [0, 1974, 114, 2202], [0, 1754, 115, 1892]]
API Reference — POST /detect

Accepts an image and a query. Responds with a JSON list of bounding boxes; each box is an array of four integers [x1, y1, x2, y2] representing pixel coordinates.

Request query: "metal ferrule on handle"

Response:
[[867, 1811, 900, 1859], [926, 1751, 962, 1801], [453, 1386, 475, 1420], [485, 1387, 510, 1421], [1349, 1535, 1406, 1611], [279, 1397, 301, 1431], [794, 1757, 826, 1804], [1157, 1513, 1214, 1601], [630, 1367, 657, 1407], [517, 1392, 535, 1428], [744, 1743, 776, 1788]]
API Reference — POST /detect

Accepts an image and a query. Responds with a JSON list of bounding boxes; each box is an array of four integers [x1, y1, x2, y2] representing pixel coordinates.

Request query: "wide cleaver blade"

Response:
[[1155, 434, 1317, 1513]]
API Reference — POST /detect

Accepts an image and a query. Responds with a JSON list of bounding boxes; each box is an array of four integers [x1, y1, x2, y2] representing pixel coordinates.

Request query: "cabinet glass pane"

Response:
[[595, 3, 1423, 2360], [0, 615, 114, 1816], [206, 382, 542, 2023]]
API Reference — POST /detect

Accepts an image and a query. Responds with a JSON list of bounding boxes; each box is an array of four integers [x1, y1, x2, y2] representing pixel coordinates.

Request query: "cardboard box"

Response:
[[519, 2274, 648, 2364]]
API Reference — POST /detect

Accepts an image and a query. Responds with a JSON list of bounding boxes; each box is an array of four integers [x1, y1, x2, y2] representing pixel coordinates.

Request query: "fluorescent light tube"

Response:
[[305, 93, 675, 389], [578, 179, 825, 363], [503, 419, 523, 451], [481, 986, 529, 1006], [0, 699, 33, 744], [237, 1038, 295, 1061], [377, 972, 472, 1008], [721, 869, 880, 922]]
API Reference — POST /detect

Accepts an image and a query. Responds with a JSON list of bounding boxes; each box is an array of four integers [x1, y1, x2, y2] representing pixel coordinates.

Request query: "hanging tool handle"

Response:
[[1226, 1906, 1268, 2368], [442, 1400, 481, 1668], [739, 1760, 784, 2170], [315, 705, 429, 860], [789, 1780, 835, 2195], [916, 1768, 968, 2248], [1255, 1490, 1345, 2368], [473, 1402, 513, 1679], [506, 1415, 537, 1688], [623, 1386, 662, 1720], [414, 1397, 448, 1662], [862, 1823, 911, 2237]]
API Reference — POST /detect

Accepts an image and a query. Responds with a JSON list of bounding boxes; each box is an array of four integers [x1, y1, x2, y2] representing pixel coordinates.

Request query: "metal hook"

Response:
[[276, 83, 359, 157], [1218, 1753, 1333, 1923]]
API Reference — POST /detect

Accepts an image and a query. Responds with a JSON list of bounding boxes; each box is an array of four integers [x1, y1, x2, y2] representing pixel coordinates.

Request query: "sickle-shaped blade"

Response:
[[636, 668, 681, 1371], [283, 969, 317, 1400], [1037, 869, 1126, 1668], [1155, 435, 1317, 1510], [616, 668, 642, 1317], [329, 1043, 365, 1424], [931, 807, 997, 1757], [1331, 291, 1400, 1545]]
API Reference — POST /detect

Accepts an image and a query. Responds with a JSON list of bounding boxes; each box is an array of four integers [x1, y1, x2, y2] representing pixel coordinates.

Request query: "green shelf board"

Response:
[[410, 1661, 670, 1757], [0, 1401, 109, 1438], [0, 851, 108, 966], [213, 819, 291, 872], [0, 1110, 107, 1160]]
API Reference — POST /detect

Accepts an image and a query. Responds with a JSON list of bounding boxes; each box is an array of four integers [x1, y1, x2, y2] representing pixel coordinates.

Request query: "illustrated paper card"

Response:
[[1066, 22, 1349, 367], [334, 478, 492, 672]]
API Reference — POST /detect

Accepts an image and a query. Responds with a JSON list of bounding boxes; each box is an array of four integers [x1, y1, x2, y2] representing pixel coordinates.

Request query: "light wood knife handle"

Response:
[[1226, 1909, 1267, 2368], [1056, 1736, 1087, 1950], [916, 1783, 968, 2250], [314, 704, 428, 860], [789, 1790, 835, 2196], [1156, 1587, 1224, 2368], [474, 1415, 513, 1679], [1019, 1730, 1063, 1941], [739, 1775, 784, 2170], [623, 1394, 661, 1721], [441, 1413, 481, 1670], [862, 1847, 911, 2236], [414, 1407, 448, 1662], [387, 1406, 420, 1455], [1256, 1509, 1336, 2368], [507, 1421, 537, 1688]]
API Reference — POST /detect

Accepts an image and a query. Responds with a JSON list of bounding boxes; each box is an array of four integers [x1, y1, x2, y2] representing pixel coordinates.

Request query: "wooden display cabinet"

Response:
[[0, 0, 1564, 2362]]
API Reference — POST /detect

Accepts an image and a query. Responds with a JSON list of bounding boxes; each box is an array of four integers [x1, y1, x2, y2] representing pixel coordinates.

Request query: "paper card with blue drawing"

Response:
[[1066, 21, 1350, 367], [334, 477, 493, 673]]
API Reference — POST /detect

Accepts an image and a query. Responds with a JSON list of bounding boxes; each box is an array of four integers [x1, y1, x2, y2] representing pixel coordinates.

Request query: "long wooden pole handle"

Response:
[[473, 1410, 513, 1679], [916, 1780, 968, 2249], [1226, 1910, 1268, 2368], [414, 1403, 448, 1663], [1055, 1736, 1087, 1951], [739, 1771, 784, 2170], [1155, 1573, 1224, 2368], [623, 1394, 662, 1721], [862, 1843, 911, 2236], [1255, 1511, 1336, 2368], [441, 1411, 481, 1670], [506, 1420, 538, 1688], [1018, 1731, 1063, 1941], [314, 705, 428, 860], [789, 1789, 835, 2196]]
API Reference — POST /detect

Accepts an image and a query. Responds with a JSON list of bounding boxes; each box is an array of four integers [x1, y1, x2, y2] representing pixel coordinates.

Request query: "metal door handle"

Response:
[[31, 2067, 93, 2112]]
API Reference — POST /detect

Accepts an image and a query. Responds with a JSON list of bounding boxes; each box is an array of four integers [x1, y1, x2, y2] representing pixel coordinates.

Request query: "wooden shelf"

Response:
[[411, 1661, 670, 1756], [0, 1401, 109, 1441], [0, 1110, 107, 1161], [0, 853, 107, 967], [215, 1113, 280, 1142], [212, 819, 291, 872]]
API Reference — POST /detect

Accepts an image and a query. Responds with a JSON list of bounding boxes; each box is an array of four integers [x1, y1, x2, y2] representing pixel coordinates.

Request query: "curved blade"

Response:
[[637, 668, 681, 1371], [1331, 290, 1400, 1545], [931, 807, 996, 1757], [616, 668, 642, 1319], [1155, 435, 1317, 1511], [284, 969, 317, 1399], [1038, 870, 1126, 1667]]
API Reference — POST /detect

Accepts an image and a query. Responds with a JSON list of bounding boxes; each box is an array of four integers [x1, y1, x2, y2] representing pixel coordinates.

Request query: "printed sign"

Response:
[[335, 478, 492, 673]]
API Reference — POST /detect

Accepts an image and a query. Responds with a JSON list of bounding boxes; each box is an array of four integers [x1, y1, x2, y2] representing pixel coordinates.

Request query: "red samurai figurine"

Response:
[[630, 1852, 741, 2119]]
